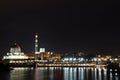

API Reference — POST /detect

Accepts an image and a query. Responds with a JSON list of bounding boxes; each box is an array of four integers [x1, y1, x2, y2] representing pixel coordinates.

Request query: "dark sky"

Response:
[[0, 0, 120, 57]]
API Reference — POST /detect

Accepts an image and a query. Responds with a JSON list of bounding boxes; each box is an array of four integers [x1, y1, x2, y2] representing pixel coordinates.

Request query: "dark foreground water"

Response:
[[0, 67, 120, 80]]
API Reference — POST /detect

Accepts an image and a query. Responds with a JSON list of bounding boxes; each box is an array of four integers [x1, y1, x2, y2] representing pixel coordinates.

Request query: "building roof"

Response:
[[11, 43, 20, 48]]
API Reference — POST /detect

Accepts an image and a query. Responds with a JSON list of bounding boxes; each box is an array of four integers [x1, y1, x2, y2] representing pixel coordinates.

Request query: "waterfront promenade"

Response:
[[37, 62, 97, 67], [7, 62, 103, 67]]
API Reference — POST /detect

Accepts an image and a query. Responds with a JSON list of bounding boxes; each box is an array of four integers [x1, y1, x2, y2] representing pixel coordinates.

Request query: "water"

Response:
[[0, 67, 119, 80]]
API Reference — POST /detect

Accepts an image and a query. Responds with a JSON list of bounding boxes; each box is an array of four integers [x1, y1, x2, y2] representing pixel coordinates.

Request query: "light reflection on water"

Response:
[[0, 67, 120, 80]]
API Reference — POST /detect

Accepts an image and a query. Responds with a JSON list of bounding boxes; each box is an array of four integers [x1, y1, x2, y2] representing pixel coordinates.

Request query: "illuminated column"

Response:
[[35, 33, 38, 61], [35, 33, 38, 53]]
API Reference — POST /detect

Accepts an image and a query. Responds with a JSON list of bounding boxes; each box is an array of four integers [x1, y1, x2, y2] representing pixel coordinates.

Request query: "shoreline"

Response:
[[6, 63, 106, 67]]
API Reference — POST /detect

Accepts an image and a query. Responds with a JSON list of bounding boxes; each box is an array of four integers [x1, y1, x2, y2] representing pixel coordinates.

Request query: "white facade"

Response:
[[2, 43, 28, 60]]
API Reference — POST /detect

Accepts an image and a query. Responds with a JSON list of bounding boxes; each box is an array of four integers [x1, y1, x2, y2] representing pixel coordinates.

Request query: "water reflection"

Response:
[[0, 67, 119, 80]]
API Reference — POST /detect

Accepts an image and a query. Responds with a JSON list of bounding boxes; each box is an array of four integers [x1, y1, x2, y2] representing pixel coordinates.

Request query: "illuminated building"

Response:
[[2, 43, 28, 63], [2, 33, 62, 66], [40, 48, 45, 52]]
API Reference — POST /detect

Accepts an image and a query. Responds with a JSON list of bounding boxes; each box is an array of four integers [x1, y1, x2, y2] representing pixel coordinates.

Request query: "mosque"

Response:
[[2, 43, 29, 64], [2, 43, 28, 60], [2, 34, 61, 66]]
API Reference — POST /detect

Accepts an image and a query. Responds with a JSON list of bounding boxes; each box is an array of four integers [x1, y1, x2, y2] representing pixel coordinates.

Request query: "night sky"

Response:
[[0, 0, 120, 57]]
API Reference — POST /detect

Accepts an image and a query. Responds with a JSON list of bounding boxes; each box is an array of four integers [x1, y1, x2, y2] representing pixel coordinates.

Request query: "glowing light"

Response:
[[93, 58, 97, 61], [3, 55, 28, 59], [64, 58, 69, 61], [39, 48, 45, 52], [115, 58, 118, 61], [69, 58, 72, 61]]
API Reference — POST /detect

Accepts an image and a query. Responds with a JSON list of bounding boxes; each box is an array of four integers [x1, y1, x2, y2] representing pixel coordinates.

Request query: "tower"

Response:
[[35, 33, 38, 53], [35, 33, 38, 61]]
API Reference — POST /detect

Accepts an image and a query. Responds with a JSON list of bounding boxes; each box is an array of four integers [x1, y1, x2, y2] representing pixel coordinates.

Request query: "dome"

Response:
[[11, 43, 20, 48], [10, 43, 21, 53]]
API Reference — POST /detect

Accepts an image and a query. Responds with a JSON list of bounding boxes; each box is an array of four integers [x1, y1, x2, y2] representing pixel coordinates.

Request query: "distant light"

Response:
[[51, 52, 53, 55], [40, 48, 45, 52], [64, 58, 69, 61], [69, 58, 72, 61], [115, 58, 118, 61], [73, 58, 76, 61], [48, 52, 50, 54], [93, 58, 97, 61], [3, 55, 28, 60], [98, 59, 101, 61], [35, 52, 40, 54], [78, 58, 84, 61], [35, 33, 38, 38], [35, 40, 38, 42], [81, 58, 84, 61]]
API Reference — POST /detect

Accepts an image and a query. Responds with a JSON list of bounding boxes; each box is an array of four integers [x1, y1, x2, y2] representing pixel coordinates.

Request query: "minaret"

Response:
[[35, 33, 38, 53], [35, 33, 38, 61]]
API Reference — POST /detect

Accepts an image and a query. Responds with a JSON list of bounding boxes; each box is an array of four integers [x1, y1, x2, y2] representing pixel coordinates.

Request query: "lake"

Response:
[[0, 67, 119, 80]]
